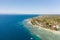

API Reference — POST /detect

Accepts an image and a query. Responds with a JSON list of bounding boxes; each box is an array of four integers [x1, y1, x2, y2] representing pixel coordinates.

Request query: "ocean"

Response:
[[0, 14, 40, 40]]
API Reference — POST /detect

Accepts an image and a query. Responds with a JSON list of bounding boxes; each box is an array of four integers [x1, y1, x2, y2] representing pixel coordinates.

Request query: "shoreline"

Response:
[[24, 19, 60, 34], [23, 18, 60, 40]]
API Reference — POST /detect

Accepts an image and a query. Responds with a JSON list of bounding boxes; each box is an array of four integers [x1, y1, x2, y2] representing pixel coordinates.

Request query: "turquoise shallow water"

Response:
[[0, 15, 41, 40]]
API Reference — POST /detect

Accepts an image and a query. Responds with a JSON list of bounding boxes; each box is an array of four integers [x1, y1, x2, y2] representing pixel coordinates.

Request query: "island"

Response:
[[23, 15, 60, 40]]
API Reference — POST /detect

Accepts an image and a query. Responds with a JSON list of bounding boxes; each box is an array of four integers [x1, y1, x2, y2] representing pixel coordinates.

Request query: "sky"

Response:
[[0, 0, 60, 14]]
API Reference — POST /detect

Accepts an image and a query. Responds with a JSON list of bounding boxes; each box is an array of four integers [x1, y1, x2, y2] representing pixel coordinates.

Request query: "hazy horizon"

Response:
[[0, 0, 60, 14]]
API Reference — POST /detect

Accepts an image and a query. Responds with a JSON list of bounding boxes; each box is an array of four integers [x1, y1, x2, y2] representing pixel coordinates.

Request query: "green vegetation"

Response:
[[31, 15, 60, 31]]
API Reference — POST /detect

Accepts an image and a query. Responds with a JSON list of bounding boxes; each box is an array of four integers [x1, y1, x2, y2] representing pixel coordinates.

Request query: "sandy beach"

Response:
[[23, 19, 60, 40]]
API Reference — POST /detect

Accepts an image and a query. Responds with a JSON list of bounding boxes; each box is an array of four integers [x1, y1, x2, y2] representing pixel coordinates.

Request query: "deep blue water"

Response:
[[0, 15, 39, 40]]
